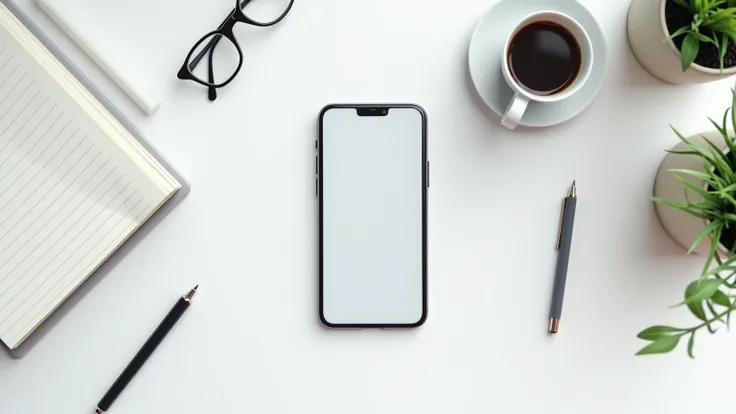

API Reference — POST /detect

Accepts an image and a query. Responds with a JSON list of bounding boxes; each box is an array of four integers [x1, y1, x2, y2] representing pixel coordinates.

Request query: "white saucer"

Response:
[[468, 0, 607, 128]]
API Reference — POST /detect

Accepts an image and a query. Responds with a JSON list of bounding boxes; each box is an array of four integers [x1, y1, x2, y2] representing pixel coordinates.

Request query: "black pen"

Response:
[[96, 286, 198, 414], [549, 182, 577, 334]]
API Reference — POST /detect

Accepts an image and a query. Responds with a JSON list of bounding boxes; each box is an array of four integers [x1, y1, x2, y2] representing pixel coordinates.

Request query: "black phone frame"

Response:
[[317, 103, 428, 329]]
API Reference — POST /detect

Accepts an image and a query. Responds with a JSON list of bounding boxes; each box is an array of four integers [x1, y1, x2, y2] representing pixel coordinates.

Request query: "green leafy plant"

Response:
[[669, 0, 736, 71], [639, 90, 736, 357]]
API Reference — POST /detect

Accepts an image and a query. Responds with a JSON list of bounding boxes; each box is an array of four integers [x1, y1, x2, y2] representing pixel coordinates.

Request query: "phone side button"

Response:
[[316, 177, 319, 197], [426, 161, 430, 188]]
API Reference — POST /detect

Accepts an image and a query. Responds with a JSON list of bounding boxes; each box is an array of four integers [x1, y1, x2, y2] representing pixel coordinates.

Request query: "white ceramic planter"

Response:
[[654, 131, 731, 255], [628, 0, 736, 84]]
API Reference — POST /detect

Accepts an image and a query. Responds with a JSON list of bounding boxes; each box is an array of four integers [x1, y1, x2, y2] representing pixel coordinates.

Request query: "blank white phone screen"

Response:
[[321, 107, 425, 326]]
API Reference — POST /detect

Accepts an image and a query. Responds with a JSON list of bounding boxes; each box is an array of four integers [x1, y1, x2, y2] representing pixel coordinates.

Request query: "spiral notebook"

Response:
[[0, 0, 188, 356]]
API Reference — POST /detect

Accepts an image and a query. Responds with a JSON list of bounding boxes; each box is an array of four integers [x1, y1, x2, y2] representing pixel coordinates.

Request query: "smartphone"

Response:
[[318, 104, 428, 328]]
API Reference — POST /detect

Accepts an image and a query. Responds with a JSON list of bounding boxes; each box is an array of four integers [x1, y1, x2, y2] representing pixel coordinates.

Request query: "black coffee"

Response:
[[507, 21, 582, 96]]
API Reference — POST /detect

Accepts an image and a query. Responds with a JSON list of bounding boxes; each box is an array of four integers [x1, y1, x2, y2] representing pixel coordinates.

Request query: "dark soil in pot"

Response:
[[706, 183, 736, 251], [720, 222, 736, 252], [665, 0, 736, 69]]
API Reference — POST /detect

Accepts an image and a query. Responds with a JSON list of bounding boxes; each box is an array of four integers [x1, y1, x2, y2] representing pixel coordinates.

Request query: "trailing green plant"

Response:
[[639, 89, 736, 357], [669, 0, 736, 72]]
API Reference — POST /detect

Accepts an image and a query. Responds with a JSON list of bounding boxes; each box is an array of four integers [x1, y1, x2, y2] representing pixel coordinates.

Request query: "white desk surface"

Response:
[[1, 0, 735, 413]]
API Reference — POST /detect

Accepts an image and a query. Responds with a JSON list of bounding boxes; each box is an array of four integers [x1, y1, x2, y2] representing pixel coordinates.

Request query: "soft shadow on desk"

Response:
[[645, 204, 685, 255], [0, 343, 16, 363], [619, 190, 697, 297], [615, 27, 707, 104], [616, 36, 707, 259], [618, 42, 666, 88]]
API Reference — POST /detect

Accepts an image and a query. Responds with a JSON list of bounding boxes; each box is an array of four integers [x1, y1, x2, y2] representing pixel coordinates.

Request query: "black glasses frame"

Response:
[[177, 0, 295, 101]]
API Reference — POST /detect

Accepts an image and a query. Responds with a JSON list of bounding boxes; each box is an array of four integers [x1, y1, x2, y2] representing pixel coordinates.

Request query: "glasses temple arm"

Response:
[[208, 44, 218, 101]]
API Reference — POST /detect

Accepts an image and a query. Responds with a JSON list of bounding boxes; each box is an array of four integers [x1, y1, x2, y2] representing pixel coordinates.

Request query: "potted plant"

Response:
[[641, 90, 736, 356], [628, 0, 736, 84]]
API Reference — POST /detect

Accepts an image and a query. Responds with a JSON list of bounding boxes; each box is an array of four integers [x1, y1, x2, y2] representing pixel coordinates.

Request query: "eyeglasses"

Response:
[[177, 0, 295, 101]]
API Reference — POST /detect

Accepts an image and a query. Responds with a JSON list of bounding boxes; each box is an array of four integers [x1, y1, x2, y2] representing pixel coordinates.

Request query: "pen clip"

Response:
[[556, 198, 567, 250]]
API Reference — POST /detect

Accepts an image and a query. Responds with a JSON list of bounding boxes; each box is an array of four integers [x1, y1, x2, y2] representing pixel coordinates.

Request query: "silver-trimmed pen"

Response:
[[549, 181, 577, 334]]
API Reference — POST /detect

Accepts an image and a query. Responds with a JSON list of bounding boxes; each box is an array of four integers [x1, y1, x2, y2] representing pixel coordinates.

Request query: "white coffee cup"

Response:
[[500, 11, 593, 130]]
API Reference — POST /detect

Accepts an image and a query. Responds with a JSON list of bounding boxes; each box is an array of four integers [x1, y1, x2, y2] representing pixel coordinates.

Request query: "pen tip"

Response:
[[185, 286, 198, 301], [572, 180, 576, 187]]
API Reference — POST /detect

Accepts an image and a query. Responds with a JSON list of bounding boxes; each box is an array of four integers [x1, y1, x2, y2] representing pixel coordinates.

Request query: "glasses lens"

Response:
[[238, 0, 292, 25], [187, 33, 240, 86]]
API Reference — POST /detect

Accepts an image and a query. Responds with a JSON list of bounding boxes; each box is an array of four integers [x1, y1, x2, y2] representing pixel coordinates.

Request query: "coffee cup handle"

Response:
[[501, 93, 529, 130]]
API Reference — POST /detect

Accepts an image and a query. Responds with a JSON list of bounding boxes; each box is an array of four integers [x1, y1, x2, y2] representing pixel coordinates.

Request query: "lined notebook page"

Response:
[[0, 4, 180, 349]]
